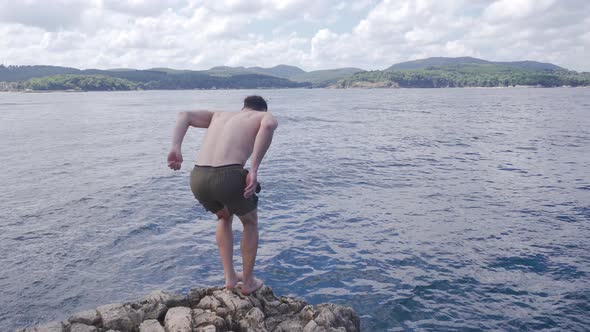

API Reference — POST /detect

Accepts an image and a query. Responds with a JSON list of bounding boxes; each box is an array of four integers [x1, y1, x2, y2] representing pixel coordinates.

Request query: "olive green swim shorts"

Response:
[[190, 164, 259, 216]]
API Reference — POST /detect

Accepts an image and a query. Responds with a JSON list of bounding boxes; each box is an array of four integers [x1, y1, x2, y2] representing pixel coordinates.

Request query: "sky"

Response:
[[0, 0, 588, 71]]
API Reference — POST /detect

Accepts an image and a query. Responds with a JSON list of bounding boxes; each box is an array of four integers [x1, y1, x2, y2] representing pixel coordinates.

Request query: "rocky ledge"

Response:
[[17, 285, 360, 332]]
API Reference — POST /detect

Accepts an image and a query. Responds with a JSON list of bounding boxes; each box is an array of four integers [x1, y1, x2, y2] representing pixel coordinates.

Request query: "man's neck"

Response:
[[241, 107, 265, 112]]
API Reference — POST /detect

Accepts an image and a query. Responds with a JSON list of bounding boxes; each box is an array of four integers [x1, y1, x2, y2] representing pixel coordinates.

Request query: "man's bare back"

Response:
[[167, 95, 277, 295], [197, 110, 272, 167]]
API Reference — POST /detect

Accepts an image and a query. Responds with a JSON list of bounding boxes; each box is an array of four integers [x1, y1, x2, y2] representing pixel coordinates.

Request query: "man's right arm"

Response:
[[168, 111, 214, 170], [244, 113, 278, 197]]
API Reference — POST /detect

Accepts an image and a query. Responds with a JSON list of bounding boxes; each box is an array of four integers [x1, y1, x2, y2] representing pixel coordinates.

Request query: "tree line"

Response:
[[14, 73, 309, 91], [337, 65, 590, 88]]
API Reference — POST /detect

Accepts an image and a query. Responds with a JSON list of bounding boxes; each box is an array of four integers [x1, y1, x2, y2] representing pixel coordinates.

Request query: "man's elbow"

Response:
[[261, 118, 278, 131], [177, 111, 189, 120]]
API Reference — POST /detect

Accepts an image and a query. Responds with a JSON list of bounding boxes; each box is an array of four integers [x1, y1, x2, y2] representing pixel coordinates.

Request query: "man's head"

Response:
[[243, 95, 268, 112]]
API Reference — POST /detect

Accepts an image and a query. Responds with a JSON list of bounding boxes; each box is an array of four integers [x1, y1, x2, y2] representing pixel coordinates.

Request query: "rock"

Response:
[[187, 288, 209, 307], [246, 307, 265, 325], [263, 315, 289, 331], [192, 309, 226, 330], [224, 314, 238, 331], [299, 305, 315, 323], [139, 319, 165, 332], [69, 323, 98, 332], [196, 295, 222, 311], [68, 309, 101, 326], [238, 307, 267, 331], [16, 321, 68, 332], [143, 290, 187, 308], [281, 296, 307, 313], [164, 307, 192, 332], [20, 286, 360, 332], [137, 290, 187, 321], [194, 325, 216, 332], [313, 304, 360, 332], [274, 319, 305, 332], [213, 289, 253, 314], [96, 303, 142, 332], [303, 320, 320, 332], [139, 300, 167, 321]]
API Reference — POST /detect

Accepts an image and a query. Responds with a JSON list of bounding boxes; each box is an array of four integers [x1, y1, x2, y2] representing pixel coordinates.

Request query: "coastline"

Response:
[[1, 85, 587, 93]]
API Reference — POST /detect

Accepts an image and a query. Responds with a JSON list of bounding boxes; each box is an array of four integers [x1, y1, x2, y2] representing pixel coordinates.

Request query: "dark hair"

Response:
[[243, 95, 268, 111]]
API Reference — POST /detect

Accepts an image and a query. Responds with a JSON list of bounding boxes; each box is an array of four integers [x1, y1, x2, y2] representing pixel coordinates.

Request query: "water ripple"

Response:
[[1, 89, 589, 331]]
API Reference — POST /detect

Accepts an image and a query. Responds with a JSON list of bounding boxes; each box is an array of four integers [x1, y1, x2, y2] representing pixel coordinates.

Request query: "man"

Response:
[[167, 95, 278, 295]]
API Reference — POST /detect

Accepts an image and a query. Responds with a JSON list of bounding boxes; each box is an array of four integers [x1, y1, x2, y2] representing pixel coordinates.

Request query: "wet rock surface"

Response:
[[16, 286, 360, 332]]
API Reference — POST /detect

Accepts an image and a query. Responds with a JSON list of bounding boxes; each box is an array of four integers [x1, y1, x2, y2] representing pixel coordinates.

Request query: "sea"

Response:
[[0, 88, 589, 331]]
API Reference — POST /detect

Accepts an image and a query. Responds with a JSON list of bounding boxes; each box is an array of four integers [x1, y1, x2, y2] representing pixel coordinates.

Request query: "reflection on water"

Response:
[[0, 88, 589, 330]]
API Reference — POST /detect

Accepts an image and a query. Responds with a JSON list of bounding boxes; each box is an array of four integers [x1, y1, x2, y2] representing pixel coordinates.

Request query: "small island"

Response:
[[16, 285, 360, 332], [1, 57, 589, 92]]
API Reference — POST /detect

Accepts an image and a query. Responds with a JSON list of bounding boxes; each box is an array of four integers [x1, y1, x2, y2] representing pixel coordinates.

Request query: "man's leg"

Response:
[[215, 207, 240, 289], [238, 208, 263, 294]]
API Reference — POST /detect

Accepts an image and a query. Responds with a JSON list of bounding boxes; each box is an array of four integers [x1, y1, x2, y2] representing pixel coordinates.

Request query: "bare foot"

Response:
[[225, 271, 243, 290], [240, 277, 263, 295]]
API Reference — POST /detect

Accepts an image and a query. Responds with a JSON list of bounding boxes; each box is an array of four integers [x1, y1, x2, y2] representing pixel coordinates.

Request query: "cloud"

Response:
[[102, 0, 186, 17], [0, 0, 588, 71], [0, 0, 90, 31]]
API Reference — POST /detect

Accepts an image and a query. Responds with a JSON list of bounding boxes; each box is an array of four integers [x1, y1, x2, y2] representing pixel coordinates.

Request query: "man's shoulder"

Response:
[[211, 110, 239, 118]]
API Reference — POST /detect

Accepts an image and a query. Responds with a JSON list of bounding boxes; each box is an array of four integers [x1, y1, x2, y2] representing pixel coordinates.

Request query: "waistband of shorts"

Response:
[[194, 163, 243, 171]]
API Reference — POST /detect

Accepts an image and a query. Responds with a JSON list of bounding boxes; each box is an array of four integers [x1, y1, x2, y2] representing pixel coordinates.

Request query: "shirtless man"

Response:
[[167, 95, 278, 295]]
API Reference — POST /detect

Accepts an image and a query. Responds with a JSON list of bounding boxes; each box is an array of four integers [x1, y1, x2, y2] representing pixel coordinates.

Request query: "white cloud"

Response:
[[0, 0, 92, 31], [0, 0, 588, 71], [483, 0, 555, 22]]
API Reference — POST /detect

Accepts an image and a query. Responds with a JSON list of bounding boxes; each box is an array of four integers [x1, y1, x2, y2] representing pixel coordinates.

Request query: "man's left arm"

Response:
[[168, 111, 214, 170], [244, 113, 278, 197]]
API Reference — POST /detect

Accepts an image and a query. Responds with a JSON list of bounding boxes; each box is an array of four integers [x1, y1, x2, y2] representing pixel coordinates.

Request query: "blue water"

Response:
[[1, 88, 589, 331]]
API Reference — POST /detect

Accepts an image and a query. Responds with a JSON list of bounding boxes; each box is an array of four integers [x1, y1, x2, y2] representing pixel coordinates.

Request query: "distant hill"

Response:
[[200, 65, 307, 79], [291, 68, 365, 87], [106, 68, 137, 72], [494, 60, 563, 70], [339, 57, 588, 88], [386, 56, 563, 71], [2, 57, 587, 91], [0, 65, 80, 82], [247, 65, 306, 79], [148, 67, 196, 74], [205, 66, 255, 77], [205, 65, 359, 86], [0, 65, 310, 91]]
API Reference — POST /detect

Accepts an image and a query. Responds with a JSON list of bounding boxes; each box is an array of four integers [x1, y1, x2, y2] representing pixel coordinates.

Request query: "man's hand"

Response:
[[167, 147, 183, 171], [244, 170, 258, 198]]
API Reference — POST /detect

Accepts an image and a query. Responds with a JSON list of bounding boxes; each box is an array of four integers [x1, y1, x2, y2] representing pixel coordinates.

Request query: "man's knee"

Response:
[[238, 209, 258, 226]]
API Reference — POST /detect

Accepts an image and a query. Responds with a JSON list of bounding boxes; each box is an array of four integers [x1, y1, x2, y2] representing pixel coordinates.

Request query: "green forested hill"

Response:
[[22, 75, 136, 91], [1, 65, 309, 90], [17, 72, 308, 91], [386, 57, 563, 71], [291, 68, 365, 87], [0, 64, 359, 90], [338, 58, 589, 88], [0, 65, 81, 82], [247, 65, 306, 78], [2, 57, 589, 91]]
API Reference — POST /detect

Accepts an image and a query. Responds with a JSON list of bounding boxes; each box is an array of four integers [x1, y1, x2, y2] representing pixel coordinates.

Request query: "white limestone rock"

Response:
[[96, 303, 142, 332], [68, 309, 101, 326], [164, 306, 193, 332], [138, 319, 165, 332]]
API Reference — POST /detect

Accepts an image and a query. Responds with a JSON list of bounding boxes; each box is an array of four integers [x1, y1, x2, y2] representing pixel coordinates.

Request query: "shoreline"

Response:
[[1, 85, 587, 93]]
